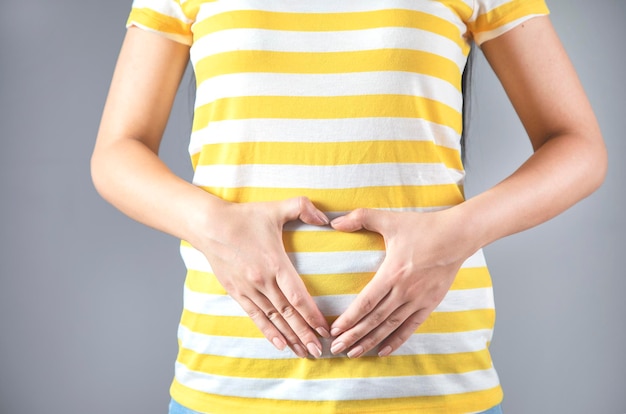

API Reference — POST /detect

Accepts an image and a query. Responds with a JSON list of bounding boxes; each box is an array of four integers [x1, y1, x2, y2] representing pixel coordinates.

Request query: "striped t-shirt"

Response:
[[127, 1, 549, 413]]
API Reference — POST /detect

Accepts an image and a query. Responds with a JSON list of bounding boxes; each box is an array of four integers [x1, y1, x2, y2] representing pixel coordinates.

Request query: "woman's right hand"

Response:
[[192, 196, 331, 358], [92, 28, 330, 359]]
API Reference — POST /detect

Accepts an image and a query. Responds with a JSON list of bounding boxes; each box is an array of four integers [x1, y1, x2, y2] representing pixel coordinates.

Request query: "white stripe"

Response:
[[178, 324, 493, 359], [192, 163, 464, 189], [473, 15, 546, 45], [297, 251, 385, 275], [195, 71, 461, 111], [132, 0, 192, 23], [470, 0, 519, 19], [194, 0, 464, 24], [436, 287, 495, 312], [282, 207, 453, 231], [193, 27, 465, 69], [180, 246, 385, 274], [184, 287, 493, 318], [127, 22, 191, 45], [464, 249, 487, 268], [189, 118, 460, 156], [180, 245, 488, 274], [175, 361, 500, 400]]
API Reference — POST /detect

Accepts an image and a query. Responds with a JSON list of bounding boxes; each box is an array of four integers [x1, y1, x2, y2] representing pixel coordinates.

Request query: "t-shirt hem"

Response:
[[171, 379, 503, 414]]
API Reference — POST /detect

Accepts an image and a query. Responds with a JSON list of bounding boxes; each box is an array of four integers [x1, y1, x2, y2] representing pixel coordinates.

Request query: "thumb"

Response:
[[330, 208, 389, 233], [276, 196, 329, 226]]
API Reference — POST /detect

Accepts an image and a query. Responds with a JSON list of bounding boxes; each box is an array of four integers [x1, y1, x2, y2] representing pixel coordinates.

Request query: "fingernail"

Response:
[[330, 216, 344, 226], [306, 342, 322, 358], [330, 341, 346, 355], [330, 328, 342, 337], [316, 211, 330, 225], [293, 344, 307, 358], [347, 345, 364, 359], [378, 346, 392, 357], [272, 337, 287, 351], [316, 327, 330, 338]]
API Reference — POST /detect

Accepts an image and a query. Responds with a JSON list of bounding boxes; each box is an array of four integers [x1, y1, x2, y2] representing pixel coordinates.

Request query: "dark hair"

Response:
[[460, 45, 474, 164]]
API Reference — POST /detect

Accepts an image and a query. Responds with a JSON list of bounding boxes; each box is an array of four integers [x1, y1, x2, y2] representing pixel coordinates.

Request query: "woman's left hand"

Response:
[[328, 207, 476, 358]]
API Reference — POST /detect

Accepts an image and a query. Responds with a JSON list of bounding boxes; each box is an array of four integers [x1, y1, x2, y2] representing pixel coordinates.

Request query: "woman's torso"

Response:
[[169, 1, 499, 412]]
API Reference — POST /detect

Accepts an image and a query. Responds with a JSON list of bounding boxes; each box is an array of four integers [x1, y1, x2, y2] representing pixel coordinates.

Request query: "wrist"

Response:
[[443, 202, 488, 259], [182, 190, 233, 251]]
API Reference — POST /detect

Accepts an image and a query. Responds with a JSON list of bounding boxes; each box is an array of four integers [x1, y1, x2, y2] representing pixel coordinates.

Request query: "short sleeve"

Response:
[[126, 0, 193, 45], [467, 0, 550, 46]]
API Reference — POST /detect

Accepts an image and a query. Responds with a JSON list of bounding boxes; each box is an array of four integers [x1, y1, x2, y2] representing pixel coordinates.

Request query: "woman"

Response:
[[91, 0, 606, 413]]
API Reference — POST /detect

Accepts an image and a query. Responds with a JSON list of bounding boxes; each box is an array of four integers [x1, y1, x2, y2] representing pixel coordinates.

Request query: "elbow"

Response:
[[581, 132, 608, 196], [592, 148, 608, 193], [90, 150, 104, 198], [90, 145, 111, 202]]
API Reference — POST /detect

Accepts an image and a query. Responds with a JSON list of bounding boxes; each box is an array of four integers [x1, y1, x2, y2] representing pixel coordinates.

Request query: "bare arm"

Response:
[[92, 27, 206, 240], [329, 16, 607, 358], [461, 16, 607, 245], [92, 27, 330, 358]]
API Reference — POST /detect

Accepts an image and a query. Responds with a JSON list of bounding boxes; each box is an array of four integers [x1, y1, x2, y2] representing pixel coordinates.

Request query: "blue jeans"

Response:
[[169, 399, 503, 414], [479, 405, 503, 414]]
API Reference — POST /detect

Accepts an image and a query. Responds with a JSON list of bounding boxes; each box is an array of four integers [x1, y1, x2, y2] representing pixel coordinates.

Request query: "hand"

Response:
[[328, 208, 475, 358], [195, 196, 331, 358]]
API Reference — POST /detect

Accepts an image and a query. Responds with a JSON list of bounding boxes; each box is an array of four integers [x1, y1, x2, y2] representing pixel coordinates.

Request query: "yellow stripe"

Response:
[[194, 141, 463, 171], [127, 8, 191, 37], [193, 9, 465, 48], [302, 273, 374, 296], [190, 152, 201, 170], [194, 49, 461, 90], [192, 95, 461, 133], [180, 0, 214, 22], [471, 0, 550, 35], [185, 269, 225, 294], [176, 347, 493, 379], [171, 379, 502, 414], [185, 269, 376, 296], [452, 267, 492, 290], [180, 309, 495, 337], [184, 266, 491, 296], [197, 184, 465, 210]]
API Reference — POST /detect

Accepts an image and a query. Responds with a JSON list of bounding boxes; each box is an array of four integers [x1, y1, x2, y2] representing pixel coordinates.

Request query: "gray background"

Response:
[[0, 0, 624, 413]]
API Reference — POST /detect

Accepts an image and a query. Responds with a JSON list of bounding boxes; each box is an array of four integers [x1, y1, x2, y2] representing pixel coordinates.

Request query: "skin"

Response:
[[92, 16, 607, 359]]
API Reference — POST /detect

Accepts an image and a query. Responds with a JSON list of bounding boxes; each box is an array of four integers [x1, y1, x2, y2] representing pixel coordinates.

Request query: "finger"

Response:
[[377, 308, 430, 357], [236, 296, 289, 351], [239, 293, 311, 358], [329, 285, 403, 355], [342, 302, 415, 358], [329, 259, 395, 339], [264, 289, 324, 358], [272, 271, 328, 356], [277, 196, 329, 226], [330, 296, 400, 356], [330, 208, 391, 233], [274, 255, 330, 334]]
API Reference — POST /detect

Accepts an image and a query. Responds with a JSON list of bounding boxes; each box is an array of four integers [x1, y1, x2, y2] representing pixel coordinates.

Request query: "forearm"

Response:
[[459, 16, 608, 251], [458, 131, 607, 252], [91, 138, 224, 247]]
